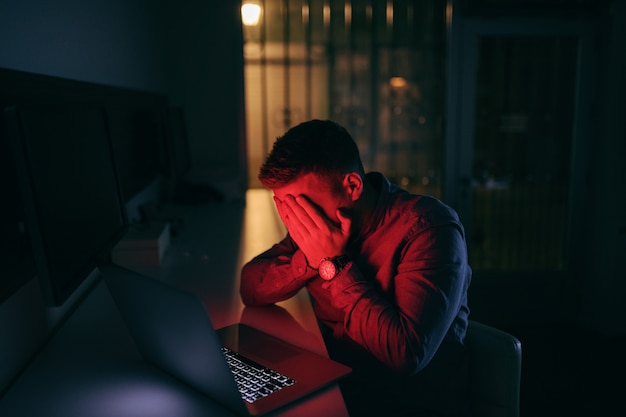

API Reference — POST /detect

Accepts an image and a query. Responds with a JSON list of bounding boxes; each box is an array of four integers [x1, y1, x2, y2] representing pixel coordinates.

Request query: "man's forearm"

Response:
[[240, 240, 317, 305]]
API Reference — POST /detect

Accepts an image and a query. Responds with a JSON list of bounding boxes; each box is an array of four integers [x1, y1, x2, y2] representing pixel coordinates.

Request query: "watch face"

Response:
[[318, 259, 337, 281]]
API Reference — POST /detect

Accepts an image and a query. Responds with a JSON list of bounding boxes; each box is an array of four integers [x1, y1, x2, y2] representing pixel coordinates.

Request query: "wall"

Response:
[[0, 0, 167, 92], [0, 0, 245, 394], [580, 0, 626, 337], [0, 0, 246, 193], [161, 0, 247, 197]]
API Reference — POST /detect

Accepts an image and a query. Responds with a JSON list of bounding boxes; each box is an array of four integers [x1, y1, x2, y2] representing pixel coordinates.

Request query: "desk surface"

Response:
[[0, 189, 349, 417]]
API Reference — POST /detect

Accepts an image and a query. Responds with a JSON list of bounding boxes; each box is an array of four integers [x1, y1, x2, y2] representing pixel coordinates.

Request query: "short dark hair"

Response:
[[258, 119, 365, 189]]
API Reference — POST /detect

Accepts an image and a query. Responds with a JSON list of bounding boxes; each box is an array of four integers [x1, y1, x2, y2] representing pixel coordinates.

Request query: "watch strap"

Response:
[[332, 255, 350, 270]]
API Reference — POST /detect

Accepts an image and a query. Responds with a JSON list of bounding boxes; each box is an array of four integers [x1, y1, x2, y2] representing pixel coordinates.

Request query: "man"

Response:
[[240, 120, 472, 416]]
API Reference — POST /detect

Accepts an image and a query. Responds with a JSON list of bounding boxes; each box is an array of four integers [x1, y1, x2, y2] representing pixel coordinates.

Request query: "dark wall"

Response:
[[162, 1, 247, 192], [579, 0, 626, 336], [0, 0, 168, 91], [0, 0, 246, 194]]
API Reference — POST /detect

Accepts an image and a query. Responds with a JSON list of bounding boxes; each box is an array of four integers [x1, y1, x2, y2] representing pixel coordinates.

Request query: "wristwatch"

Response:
[[318, 255, 350, 281]]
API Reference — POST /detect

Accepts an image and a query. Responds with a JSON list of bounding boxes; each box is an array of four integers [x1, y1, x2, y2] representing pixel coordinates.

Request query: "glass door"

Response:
[[445, 15, 596, 281]]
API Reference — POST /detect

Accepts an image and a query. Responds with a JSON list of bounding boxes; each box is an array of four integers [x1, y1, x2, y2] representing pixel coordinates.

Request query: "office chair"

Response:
[[466, 320, 522, 417]]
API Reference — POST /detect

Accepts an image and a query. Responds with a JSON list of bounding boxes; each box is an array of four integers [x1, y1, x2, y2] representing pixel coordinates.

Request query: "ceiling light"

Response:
[[241, 3, 262, 26]]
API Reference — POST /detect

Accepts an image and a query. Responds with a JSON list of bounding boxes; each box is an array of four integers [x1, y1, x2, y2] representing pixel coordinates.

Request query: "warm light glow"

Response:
[[446, 2, 453, 29], [386, 1, 393, 27], [345, 2, 352, 26], [389, 77, 408, 89], [241, 3, 262, 26], [323, 3, 330, 27], [302, 3, 309, 25]]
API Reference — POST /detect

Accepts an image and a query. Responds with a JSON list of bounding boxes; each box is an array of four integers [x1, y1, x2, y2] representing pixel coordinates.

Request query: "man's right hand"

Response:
[[274, 194, 351, 268]]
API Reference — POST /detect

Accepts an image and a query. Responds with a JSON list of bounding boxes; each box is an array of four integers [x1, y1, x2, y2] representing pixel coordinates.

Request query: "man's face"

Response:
[[272, 172, 349, 227]]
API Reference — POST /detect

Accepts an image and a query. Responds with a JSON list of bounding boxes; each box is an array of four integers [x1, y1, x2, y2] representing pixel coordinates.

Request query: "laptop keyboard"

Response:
[[221, 346, 296, 403]]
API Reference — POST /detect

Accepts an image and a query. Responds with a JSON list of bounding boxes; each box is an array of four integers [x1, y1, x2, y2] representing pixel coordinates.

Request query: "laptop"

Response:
[[100, 262, 351, 416]]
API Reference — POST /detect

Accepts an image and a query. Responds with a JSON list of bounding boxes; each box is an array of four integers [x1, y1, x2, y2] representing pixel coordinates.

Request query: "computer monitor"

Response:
[[5, 104, 128, 306], [164, 106, 191, 180], [0, 117, 36, 303], [162, 106, 223, 204], [107, 107, 167, 203]]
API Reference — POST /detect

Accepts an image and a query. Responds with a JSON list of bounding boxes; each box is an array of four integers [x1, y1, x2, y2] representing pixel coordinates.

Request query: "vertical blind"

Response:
[[243, 0, 446, 199]]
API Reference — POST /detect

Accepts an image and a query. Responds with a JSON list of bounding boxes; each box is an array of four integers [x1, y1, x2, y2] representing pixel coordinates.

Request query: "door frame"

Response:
[[444, 2, 599, 278]]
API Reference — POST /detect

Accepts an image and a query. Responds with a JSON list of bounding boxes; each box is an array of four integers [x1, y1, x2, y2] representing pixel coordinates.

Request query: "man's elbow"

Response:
[[239, 287, 264, 307], [385, 345, 434, 375], [239, 291, 253, 306], [391, 357, 423, 375], [239, 265, 261, 306], [239, 283, 277, 307]]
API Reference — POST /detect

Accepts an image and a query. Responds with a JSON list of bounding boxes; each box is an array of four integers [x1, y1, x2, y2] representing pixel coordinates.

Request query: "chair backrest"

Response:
[[466, 320, 522, 417]]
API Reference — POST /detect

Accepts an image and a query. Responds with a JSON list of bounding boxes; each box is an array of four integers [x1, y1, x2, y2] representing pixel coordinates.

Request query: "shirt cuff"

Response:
[[291, 249, 315, 277], [322, 262, 358, 291]]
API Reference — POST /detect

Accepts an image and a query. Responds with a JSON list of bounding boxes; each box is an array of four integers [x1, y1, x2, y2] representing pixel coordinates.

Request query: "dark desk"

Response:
[[0, 190, 349, 417]]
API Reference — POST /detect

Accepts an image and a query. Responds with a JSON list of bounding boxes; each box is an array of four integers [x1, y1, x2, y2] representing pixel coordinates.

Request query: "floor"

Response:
[[495, 321, 626, 417], [466, 269, 626, 417]]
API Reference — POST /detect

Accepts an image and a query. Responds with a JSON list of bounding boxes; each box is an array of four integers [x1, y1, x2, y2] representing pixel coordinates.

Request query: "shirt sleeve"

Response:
[[240, 234, 319, 306], [323, 223, 470, 375]]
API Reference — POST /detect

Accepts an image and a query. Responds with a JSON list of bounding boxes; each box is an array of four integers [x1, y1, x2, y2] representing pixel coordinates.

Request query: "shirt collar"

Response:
[[353, 172, 393, 242]]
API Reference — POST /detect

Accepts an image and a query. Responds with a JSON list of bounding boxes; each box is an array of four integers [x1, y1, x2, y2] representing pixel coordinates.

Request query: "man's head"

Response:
[[259, 119, 367, 229], [258, 119, 365, 191]]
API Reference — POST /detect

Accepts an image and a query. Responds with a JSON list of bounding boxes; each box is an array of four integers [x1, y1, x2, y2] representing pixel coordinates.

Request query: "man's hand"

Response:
[[275, 194, 351, 268]]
